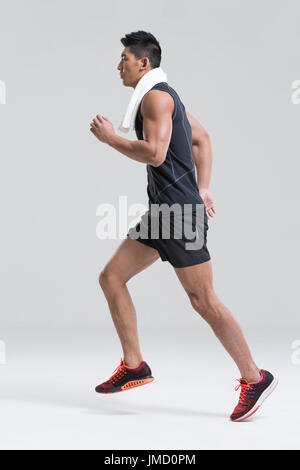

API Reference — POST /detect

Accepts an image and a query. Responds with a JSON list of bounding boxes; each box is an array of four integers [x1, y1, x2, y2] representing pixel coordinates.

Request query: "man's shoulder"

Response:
[[141, 88, 174, 119]]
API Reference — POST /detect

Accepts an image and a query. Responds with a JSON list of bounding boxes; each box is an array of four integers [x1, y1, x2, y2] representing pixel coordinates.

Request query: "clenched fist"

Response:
[[90, 114, 115, 144]]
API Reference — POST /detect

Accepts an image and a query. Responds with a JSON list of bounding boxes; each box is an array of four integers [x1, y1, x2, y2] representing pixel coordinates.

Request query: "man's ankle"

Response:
[[244, 370, 261, 383], [124, 357, 143, 368]]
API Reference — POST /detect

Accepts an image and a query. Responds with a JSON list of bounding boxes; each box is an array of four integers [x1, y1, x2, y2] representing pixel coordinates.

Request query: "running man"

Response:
[[90, 31, 277, 421]]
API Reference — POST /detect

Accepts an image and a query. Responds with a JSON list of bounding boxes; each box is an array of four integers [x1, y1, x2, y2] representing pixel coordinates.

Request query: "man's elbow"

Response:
[[192, 122, 210, 145], [198, 130, 210, 145], [150, 151, 166, 167]]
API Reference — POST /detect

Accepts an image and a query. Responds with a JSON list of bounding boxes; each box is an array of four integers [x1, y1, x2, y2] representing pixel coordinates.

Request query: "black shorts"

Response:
[[127, 206, 211, 268]]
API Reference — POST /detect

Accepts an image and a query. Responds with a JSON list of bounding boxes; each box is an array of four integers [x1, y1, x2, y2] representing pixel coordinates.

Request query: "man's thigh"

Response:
[[101, 236, 160, 284], [173, 260, 213, 297]]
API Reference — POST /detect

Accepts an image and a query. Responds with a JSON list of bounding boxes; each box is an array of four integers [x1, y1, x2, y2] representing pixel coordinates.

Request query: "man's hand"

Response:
[[90, 114, 115, 144], [199, 188, 216, 219]]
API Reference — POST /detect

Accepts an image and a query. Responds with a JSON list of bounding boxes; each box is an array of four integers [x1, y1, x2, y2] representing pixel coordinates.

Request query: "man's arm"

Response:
[[139, 90, 173, 167], [90, 91, 173, 167], [186, 111, 216, 218], [186, 111, 212, 190]]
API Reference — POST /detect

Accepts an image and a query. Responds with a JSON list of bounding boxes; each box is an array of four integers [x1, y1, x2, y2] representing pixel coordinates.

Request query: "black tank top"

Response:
[[134, 82, 203, 208]]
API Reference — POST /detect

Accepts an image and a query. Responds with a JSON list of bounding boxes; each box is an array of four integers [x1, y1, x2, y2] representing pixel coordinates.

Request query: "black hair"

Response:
[[120, 30, 161, 68]]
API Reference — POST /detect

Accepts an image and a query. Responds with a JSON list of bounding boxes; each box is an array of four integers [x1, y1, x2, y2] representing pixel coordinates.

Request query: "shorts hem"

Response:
[[127, 233, 211, 268], [170, 254, 211, 268]]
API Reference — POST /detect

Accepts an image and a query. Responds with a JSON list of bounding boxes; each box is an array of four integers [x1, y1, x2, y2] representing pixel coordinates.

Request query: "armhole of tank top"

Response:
[[166, 85, 177, 120]]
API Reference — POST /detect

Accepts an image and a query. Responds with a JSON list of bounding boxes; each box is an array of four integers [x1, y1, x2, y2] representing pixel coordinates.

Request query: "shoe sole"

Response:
[[231, 376, 278, 422], [95, 376, 154, 394]]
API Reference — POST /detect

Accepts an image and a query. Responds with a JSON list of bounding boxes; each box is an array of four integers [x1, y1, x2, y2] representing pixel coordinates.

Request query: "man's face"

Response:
[[117, 47, 151, 88]]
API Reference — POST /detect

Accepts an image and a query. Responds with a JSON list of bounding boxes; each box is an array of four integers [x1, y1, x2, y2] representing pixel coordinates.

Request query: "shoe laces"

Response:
[[108, 358, 127, 384], [235, 379, 256, 404]]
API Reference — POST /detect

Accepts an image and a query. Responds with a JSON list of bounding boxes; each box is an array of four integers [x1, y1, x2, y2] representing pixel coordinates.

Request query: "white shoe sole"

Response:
[[231, 376, 278, 422]]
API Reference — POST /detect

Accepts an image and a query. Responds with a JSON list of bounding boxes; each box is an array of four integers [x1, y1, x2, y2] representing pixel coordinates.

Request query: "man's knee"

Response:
[[99, 268, 123, 293], [188, 290, 221, 326]]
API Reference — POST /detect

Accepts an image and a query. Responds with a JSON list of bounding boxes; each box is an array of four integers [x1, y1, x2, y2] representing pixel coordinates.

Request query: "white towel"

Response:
[[118, 66, 168, 133]]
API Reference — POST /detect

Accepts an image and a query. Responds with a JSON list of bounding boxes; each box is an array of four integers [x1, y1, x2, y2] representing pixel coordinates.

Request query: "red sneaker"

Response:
[[95, 358, 154, 394], [230, 369, 278, 422]]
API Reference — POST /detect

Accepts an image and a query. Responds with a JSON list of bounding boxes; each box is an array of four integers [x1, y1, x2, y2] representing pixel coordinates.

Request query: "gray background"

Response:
[[0, 0, 299, 450]]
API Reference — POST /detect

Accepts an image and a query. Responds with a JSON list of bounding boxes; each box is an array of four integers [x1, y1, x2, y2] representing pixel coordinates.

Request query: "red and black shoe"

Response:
[[95, 358, 154, 394], [230, 369, 278, 422]]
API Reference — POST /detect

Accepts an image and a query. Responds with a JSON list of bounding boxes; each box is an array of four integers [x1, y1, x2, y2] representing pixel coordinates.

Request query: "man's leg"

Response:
[[174, 260, 260, 382], [99, 237, 160, 367]]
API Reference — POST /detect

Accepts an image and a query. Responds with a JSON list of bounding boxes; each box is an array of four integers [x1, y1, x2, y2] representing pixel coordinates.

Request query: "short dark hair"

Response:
[[120, 30, 161, 68]]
